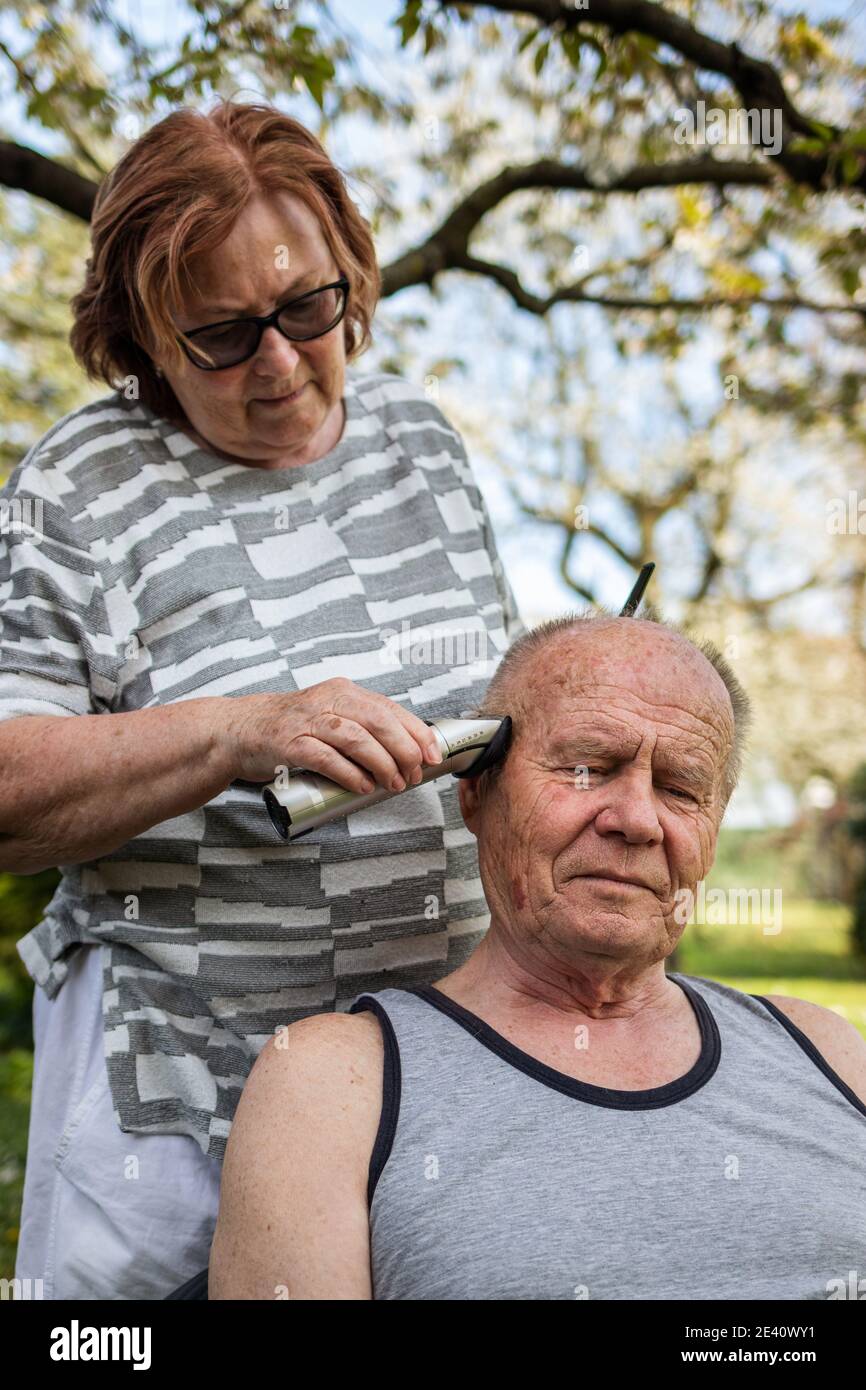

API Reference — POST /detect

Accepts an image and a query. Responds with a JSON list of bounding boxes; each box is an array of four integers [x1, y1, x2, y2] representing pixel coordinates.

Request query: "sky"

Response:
[[2, 0, 864, 825]]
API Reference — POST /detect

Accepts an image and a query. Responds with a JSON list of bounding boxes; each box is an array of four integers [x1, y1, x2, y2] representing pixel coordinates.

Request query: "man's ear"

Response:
[[456, 773, 485, 834]]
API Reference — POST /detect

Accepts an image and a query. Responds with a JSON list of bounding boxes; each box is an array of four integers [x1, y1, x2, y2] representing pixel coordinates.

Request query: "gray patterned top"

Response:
[[0, 367, 525, 1158]]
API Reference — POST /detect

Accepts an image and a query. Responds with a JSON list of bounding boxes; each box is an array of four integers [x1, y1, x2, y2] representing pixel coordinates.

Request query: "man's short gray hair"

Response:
[[470, 604, 753, 806]]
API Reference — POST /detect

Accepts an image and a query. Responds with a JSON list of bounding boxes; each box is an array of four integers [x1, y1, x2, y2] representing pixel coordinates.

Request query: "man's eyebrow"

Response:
[[550, 734, 633, 760], [654, 759, 712, 790], [200, 269, 329, 317], [550, 735, 711, 788]]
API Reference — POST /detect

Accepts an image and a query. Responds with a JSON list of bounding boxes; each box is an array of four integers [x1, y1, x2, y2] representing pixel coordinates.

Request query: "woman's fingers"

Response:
[[325, 684, 441, 783], [222, 680, 444, 789], [307, 711, 427, 792], [283, 735, 380, 795]]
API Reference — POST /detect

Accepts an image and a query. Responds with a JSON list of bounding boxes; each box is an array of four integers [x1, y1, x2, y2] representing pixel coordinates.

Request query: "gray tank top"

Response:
[[348, 971, 866, 1300]]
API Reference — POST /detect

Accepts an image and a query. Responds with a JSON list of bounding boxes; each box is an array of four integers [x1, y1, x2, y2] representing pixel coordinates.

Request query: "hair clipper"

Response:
[[262, 562, 654, 840]]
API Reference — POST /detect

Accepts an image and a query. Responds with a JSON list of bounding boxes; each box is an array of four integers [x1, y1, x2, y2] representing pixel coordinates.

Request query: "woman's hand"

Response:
[[221, 679, 443, 793]]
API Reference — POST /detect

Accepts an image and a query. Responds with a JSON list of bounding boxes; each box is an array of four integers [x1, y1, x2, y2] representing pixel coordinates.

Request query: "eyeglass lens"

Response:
[[189, 284, 346, 367]]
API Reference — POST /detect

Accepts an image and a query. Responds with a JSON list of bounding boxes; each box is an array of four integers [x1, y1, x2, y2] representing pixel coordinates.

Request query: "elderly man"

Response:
[[209, 612, 866, 1300]]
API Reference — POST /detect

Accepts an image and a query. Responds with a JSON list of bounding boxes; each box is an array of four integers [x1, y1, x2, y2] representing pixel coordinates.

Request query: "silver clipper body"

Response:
[[263, 716, 512, 841]]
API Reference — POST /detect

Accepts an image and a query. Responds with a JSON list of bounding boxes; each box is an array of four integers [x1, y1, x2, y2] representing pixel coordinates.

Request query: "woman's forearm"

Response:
[[0, 699, 238, 873]]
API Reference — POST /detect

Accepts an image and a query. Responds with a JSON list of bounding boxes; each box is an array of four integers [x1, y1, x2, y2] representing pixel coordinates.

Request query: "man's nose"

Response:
[[592, 770, 663, 844]]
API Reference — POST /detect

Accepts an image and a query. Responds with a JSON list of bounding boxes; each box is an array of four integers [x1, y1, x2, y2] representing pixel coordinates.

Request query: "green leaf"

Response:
[[534, 38, 550, 75], [517, 26, 541, 55], [394, 0, 423, 47], [560, 30, 582, 68], [580, 34, 608, 78], [423, 21, 443, 55], [303, 67, 325, 110], [841, 266, 861, 296], [787, 137, 828, 156]]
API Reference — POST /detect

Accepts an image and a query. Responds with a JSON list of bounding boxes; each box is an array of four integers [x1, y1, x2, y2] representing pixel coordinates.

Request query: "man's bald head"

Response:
[[472, 608, 752, 807]]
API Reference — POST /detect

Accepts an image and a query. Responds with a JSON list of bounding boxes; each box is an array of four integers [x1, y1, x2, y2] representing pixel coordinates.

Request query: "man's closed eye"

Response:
[[565, 766, 699, 803]]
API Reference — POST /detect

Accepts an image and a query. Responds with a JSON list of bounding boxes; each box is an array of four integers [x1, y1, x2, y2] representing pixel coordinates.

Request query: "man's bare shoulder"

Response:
[[218, 1009, 383, 1225], [246, 1008, 385, 1112], [211, 1009, 384, 1299], [226, 1007, 386, 1182], [763, 993, 866, 1109]]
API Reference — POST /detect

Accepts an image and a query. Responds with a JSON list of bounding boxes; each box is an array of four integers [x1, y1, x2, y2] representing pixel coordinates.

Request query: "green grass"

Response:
[[0, 1049, 33, 1279], [677, 900, 866, 1040]]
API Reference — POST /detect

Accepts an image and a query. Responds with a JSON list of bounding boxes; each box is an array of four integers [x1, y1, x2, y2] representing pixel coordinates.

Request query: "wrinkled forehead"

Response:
[[520, 622, 734, 753]]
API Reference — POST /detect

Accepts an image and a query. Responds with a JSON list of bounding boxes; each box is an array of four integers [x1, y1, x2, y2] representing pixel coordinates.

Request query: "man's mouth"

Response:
[[579, 872, 650, 891]]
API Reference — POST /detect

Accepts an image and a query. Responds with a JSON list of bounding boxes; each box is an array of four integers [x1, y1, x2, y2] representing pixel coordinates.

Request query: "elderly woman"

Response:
[[3, 99, 524, 1300]]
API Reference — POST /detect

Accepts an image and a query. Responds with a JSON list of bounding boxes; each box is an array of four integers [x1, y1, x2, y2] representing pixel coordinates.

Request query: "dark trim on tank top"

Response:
[[348, 995, 402, 1207], [749, 994, 866, 1121], [406, 973, 721, 1110]]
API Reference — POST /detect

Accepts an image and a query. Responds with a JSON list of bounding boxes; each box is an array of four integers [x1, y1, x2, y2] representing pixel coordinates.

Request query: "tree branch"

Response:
[[447, 251, 862, 317], [1, 132, 821, 328], [381, 152, 859, 316], [0, 38, 108, 182], [382, 154, 773, 293], [737, 573, 825, 614], [559, 529, 599, 604], [511, 484, 640, 569], [441, 0, 863, 191], [0, 140, 97, 220]]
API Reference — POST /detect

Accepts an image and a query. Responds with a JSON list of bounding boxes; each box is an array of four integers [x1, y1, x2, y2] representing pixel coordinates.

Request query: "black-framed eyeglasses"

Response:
[[177, 275, 350, 370]]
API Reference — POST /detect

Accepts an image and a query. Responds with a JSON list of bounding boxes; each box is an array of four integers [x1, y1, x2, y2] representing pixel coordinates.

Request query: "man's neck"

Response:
[[433, 929, 678, 1025]]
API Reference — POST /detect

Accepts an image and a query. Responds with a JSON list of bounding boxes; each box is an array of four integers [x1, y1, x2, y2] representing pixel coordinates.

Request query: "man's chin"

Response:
[[555, 883, 660, 946]]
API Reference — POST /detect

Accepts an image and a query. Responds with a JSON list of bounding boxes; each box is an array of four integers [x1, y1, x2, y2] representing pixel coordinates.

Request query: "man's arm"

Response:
[[208, 1010, 384, 1300], [763, 994, 866, 1108]]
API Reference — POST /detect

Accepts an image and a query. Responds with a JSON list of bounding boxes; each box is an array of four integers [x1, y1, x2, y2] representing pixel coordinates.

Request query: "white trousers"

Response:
[[14, 943, 221, 1300]]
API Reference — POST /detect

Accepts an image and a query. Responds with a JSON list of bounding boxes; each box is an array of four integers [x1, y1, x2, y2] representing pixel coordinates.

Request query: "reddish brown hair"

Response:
[[69, 99, 381, 422]]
